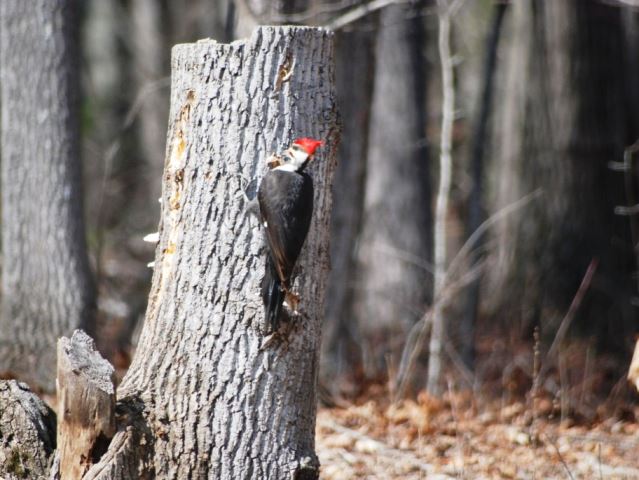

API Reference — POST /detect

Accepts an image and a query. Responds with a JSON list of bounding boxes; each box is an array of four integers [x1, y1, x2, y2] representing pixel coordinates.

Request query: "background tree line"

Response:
[[2, 0, 638, 404]]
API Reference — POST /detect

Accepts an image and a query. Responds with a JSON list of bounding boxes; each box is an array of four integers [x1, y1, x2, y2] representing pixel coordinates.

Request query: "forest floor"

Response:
[[315, 387, 639, 479]]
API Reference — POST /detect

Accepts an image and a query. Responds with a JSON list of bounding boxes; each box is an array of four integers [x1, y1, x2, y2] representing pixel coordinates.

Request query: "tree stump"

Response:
[[56, 330, 116, 479], [82, 26, 338, 479], [0, 380, 56, 479]]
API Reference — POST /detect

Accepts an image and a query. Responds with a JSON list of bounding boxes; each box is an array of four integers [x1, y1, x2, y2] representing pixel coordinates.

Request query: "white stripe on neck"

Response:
[[274, 163, 297, 172]]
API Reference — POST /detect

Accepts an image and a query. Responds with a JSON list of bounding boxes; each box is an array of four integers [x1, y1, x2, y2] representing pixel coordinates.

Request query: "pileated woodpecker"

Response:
[[258, 137, 323, 331]]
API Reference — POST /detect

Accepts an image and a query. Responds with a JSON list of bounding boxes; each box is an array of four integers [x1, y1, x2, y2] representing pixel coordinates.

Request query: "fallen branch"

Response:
[[541, 258, 599, 377]]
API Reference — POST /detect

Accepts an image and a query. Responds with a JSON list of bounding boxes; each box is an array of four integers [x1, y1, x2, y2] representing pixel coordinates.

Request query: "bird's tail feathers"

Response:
[[261, 258, 285, 332]]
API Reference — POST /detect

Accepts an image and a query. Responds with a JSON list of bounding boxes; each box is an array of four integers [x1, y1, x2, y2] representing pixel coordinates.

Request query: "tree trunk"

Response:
[[488, 0, 634, 346], [0, 0, 96, 391], [321, 23, 375, 392], [459, 2, 507, 370], [353, 4, 431, 379], [0, 381, 56, 479], [81, 26, 338, 478]]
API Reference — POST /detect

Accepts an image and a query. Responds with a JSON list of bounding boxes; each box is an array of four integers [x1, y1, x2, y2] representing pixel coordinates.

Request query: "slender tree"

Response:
[[0, 0, 95, 391], [427, 0, 455, 396]]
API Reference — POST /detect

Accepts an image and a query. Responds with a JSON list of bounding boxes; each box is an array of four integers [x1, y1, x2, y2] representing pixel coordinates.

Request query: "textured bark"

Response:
[[488, 0, 634, 343], [321, 25, 375, 388], [0, 381, 56, 479], [0, 0, 95, 390], [57, 330, 116, 480], [353, 4, 431, 377], [84, 26, 338, 479]]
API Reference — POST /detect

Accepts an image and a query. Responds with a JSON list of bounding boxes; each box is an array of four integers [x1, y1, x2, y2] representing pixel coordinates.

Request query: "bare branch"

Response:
[[541, 259, 599, 376], [614, 204, 639, 215], [327, 0, 413, 30]]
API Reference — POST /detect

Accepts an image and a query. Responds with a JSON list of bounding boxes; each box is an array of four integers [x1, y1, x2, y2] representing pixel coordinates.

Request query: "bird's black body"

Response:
[[258, 168, 314, 331]]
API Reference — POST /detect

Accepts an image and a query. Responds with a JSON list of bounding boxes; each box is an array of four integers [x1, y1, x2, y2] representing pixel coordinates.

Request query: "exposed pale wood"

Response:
[[0, 380, 56, 479], [83, 26, 338, 479], [56, 330, 116, 480]]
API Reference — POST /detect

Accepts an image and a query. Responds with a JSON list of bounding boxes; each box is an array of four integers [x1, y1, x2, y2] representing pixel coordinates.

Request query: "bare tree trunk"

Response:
[[321, 23, 375, 392], [488, 0, 633, 346], [78, 26, 338, 478], [459, 2, 507, 370], [0, 0, 96, 391], [353, 4, 431, 379]]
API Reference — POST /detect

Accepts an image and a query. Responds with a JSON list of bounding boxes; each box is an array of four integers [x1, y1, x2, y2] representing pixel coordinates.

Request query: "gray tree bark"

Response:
[[0, 0, 96, 391], [352, 4, 431, 378], [0, 381, 56, 479], [80, 26, 338, 479], [488, 0, 634, 344]]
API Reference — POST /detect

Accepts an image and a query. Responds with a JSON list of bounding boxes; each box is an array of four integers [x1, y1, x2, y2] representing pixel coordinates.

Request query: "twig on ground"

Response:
[[446, 378, 467, 477], [541, 258, 599, 377], [544, 434, 576, 480]]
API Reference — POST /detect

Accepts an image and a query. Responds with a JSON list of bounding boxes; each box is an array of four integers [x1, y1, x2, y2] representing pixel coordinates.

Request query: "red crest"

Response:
[[293, 138, 323, 155]]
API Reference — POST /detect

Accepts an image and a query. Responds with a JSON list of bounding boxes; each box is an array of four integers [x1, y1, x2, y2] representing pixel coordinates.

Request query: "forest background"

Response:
[[2, 0, 639, 478]]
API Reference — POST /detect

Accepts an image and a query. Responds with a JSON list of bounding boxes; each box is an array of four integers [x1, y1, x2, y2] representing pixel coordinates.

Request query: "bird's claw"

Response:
[[283, 291, 300, 315]]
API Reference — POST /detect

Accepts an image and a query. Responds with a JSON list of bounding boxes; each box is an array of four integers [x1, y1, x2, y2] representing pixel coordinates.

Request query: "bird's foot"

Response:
[[231, 173, 261, 220], [232, 173, 257, 203], [283, 291, 300, 315]]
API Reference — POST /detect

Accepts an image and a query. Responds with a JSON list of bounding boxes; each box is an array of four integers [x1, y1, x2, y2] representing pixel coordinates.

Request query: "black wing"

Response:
[[258, 170, 314, 287]]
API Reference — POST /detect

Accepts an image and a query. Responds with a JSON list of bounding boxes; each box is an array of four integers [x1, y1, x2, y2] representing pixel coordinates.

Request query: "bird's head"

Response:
[[279, 137, 323, 172]]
